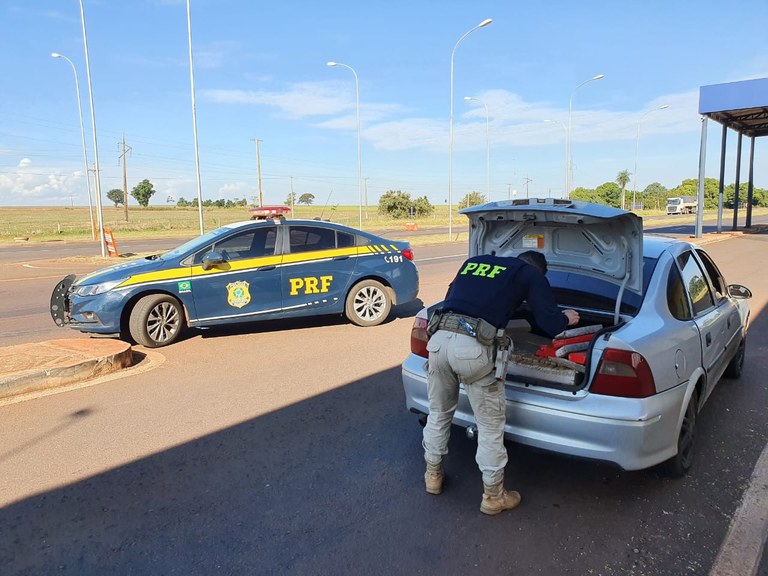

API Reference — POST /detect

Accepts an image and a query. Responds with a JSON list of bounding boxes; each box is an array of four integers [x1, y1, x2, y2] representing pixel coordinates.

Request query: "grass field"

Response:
[[0, 204, 470, 244], [2, 203, 759, 245]]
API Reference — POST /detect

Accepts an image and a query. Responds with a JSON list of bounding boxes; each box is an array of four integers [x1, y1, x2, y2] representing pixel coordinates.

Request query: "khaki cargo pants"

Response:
[[422, 329, 507, 485]]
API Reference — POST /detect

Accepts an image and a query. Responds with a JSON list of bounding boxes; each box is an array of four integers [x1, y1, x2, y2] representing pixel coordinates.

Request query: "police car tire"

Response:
[[345, 279, 391, 327], [129, 293, 185, 348]]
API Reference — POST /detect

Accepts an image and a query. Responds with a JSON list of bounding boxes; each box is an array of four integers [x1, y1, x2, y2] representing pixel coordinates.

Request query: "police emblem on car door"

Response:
[[189, 226, 282, 324]]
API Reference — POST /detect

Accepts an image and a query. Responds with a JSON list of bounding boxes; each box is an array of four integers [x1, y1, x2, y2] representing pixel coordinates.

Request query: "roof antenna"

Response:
[[318, 190, 333, 221]]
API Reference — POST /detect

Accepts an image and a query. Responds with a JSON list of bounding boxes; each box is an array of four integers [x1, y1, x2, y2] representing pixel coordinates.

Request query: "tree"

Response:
[[597, 182, 622, 208], [378, 190, 414, 219], [413, 195, 434, 217], [298, 193, 315, 205], [670, 178, 719, 209], [458, 191, 486, 209], [569, 186, 601, 204], [130, 179, 156, 207], [642, 182, 669, 211], [616, 170, 631, 209], [285, 192, 296, 205], [106, 188, 124, 207]]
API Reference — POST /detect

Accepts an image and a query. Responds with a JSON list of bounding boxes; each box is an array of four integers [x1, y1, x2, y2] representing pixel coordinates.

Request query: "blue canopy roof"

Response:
[[699, 78, 768, 137]]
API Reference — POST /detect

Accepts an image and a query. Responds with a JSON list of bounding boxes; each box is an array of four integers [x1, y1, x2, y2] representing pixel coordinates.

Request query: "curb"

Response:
[[0, 339, 133, 400]]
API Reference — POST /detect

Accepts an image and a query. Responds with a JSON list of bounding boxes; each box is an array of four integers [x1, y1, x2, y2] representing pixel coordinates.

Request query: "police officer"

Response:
[[422, 250, 579, 515]]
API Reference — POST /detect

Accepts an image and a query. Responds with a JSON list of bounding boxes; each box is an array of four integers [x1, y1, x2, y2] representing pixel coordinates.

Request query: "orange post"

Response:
[[103, 228, 119, 257]]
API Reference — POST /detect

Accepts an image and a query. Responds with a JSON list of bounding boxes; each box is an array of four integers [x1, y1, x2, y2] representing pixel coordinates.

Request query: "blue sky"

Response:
[[1, 0, 767, 208]]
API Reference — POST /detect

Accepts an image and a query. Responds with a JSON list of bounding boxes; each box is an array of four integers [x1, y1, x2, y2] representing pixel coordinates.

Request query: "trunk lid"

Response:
[[461, 197, 644, 295]]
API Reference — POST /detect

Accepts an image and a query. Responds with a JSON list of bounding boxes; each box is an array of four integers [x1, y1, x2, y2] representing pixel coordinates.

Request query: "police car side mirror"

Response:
[[201, 251, 225, 271]]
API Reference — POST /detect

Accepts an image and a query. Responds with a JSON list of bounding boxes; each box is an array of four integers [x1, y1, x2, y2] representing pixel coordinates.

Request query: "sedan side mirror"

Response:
[[728, 284, 752, 299], [201, 251, 225, 271]]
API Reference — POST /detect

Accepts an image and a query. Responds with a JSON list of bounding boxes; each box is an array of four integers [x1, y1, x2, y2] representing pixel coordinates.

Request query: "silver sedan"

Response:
[[402, 199, 751, 475]]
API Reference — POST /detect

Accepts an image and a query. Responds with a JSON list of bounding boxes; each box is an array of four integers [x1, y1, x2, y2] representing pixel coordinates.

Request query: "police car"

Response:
[[50, 219, 419, 347]]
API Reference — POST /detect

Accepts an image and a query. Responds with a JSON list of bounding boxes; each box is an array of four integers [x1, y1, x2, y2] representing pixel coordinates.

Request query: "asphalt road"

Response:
[[0, 233, 766, 575]]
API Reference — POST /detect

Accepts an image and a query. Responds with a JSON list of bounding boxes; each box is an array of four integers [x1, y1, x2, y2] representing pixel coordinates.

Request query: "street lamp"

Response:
[[633, 105, 669, 210], [187, 0, 204, 235], [78, 0, 105, 256], [464, 96, 490, 201], [327, 61, 363, 230], [544, 119, 568, 198], [567, 74, 604, 197], [449, 18, 492, 239], [51, 52, 95, 240]]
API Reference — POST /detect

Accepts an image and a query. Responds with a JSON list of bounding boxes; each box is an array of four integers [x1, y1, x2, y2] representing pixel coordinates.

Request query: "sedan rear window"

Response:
[[548, 257, 658, 315]]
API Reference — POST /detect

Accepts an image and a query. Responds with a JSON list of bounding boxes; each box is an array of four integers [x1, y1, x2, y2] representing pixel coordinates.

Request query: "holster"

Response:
[[494, 329, 512, 380], [426, 308, 443, 336]]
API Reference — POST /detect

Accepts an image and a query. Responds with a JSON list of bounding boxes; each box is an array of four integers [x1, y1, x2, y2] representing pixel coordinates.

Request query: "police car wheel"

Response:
[[129, 294, 185, 348], [345, 279, 391, 327]]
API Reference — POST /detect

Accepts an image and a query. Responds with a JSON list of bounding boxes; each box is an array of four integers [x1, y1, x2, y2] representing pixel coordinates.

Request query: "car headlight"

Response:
[[72, 278, 126, 296]]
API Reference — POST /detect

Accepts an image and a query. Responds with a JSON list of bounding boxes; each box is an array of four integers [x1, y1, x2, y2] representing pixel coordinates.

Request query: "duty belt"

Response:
[[437, 312, 482, 337], [437, 312, 501, 346]]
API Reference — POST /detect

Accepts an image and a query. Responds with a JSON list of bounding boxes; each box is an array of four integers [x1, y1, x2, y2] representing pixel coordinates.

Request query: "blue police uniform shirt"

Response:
[[443, 254, 568, 337]]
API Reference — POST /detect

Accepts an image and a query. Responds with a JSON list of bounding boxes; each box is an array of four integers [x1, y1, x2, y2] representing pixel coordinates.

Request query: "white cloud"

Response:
[[17, 158, 31, 168], [203, 82, 351, 118], [217, 181, 255, 200], [203, 80, 703, 153]]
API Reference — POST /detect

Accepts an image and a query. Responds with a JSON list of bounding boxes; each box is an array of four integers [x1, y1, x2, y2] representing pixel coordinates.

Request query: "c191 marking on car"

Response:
[[384, 255, 404, 264], [226, 280, 251, 308], [289, 275, 333, 296]]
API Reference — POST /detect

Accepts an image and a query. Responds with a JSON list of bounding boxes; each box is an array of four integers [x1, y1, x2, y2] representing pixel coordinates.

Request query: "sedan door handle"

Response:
[[257, 265, 276, 271], [333, 256, 350, 261], [706, 333, 712, 346]]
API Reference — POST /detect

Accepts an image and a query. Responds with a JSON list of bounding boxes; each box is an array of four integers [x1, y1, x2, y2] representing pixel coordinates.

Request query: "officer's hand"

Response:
[[563, 309, 580, 326]]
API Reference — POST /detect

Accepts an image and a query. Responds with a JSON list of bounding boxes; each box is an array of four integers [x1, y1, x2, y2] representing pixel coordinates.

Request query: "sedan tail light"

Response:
[[401, 247, 414, 261], [410, 317, 429, 358], [591, 349, 656, 398]]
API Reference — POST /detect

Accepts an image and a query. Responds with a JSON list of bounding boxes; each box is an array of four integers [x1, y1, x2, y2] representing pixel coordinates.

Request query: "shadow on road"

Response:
[[1, 306, 766, 575]]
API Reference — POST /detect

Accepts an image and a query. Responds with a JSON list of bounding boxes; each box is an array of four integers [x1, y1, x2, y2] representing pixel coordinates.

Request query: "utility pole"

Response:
[[118, 133, 132, 221], [251, 138, 263, 207], [364, 177, 369, 219], [523, 176, 533, 199], [290, 176, 295, 216]]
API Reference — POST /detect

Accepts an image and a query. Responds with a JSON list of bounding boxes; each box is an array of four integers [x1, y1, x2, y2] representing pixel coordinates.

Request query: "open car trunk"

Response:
[[457, 198, 644, 391], [502, 309, 618, 390]]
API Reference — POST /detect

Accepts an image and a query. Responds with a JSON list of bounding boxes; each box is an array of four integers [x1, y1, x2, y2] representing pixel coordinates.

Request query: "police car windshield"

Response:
[[162, 227, 232, 260]]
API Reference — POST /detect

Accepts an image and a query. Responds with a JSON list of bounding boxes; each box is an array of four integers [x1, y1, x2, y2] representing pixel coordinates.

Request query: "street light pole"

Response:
[[51, 52, 95, 240], [449, 18, 492, 239], [78, 0, 105, 257], [186, 0, 204, 235], [567, 74, 604, 197], [544, 119, 568, 198], [327, 61, 363, 230], [633, 105, 669, 210], [464, 96, 490, 201]]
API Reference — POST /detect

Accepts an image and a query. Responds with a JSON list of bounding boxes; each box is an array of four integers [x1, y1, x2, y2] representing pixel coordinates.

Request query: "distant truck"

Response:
[[666, 196, 698, 215]]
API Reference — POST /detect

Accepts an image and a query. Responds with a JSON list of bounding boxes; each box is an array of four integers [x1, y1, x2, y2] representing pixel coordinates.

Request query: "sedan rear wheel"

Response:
[[345, 279, 391, 327], [129, 294, 185, 348], [664, 390, 698, 477]]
